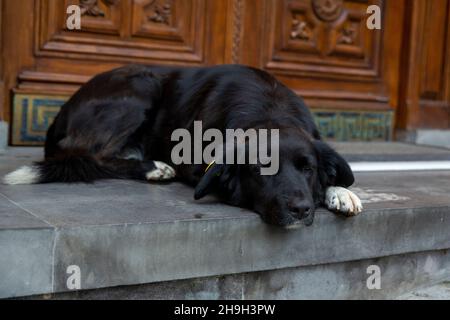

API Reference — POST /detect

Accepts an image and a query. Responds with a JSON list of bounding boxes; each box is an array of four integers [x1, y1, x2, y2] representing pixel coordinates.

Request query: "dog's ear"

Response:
[[313, 140, 354, 187], [194, 163, 226, 200], [194, 162, 240, 200]]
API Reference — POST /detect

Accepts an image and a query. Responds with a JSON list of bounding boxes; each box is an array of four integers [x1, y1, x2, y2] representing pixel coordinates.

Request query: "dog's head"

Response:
[[193, 129, 354, 228]]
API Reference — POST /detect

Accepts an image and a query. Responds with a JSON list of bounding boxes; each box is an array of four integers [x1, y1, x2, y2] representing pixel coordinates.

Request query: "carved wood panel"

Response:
[[417, 0, 449, 103], [1, 0, 229, 130], [37, 0, 207, 63], [132, 0, 178, 38], [74, 0, 122, 34], [235, 0, 403, 114], [266, 0, 382, 78]]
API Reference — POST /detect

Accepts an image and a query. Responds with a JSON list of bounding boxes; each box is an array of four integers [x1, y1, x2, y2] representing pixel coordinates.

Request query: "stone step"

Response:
[[333, 141, 450, 162], [1, 144, 450, 299]]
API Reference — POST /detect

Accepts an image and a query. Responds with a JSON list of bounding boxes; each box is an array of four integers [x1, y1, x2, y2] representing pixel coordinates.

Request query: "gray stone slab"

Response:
[[243, 249, 450, 299], [25, 249, 450, 300], [0, 181, 256, 227], [0, 228, 54, 298], [0, 147, 43, 175], [49, 200, 450, 293], [0, 193, 50, 229], [28, 273, 245, 300], [2, 170, 450, 227], [2, 146, 450, 297], [398, 281, 450, 300], [0, 184, 53, 298], [332, 142, 450, 161], [416, 130, 450, 149]]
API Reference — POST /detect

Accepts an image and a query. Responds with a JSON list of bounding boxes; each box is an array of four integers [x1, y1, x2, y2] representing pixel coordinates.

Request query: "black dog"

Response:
[[4, 64, 362, 227]]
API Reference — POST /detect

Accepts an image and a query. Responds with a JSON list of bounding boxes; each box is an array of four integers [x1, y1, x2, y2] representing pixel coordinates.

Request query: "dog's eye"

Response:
[[302, 166, 313, 175]]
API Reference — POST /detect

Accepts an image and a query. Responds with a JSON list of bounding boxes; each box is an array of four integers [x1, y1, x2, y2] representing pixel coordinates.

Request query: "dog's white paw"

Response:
[[145, 161, 176, 181], [325, 186, 363, 216]]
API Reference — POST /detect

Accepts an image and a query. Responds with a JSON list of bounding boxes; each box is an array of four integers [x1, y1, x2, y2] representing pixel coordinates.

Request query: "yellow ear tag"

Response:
[[204, 160, 216, 173]]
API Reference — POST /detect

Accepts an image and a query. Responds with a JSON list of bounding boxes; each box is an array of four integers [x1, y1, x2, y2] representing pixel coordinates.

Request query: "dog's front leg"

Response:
[[145, 161, 176, 181], [325, 186, 363, 216]]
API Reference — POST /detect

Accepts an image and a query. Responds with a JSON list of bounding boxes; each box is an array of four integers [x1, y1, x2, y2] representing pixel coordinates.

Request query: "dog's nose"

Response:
[[288, 199, 312, 220]]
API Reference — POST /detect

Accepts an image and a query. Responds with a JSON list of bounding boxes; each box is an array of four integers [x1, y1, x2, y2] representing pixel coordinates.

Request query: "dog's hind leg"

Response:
[[100, 158, 176, 181]]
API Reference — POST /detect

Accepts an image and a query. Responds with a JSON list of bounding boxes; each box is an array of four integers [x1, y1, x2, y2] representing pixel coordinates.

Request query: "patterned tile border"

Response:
[[313, 109, 393, 141], [11, 94, 393, 145], [12, 94, 69, 146]]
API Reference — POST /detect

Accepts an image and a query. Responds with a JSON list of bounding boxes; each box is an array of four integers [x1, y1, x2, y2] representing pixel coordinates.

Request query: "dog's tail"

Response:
[[3, 151, 117, 185]]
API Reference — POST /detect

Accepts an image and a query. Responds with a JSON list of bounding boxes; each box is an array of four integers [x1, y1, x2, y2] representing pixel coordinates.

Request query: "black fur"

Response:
[[22, 64, 355, 227]]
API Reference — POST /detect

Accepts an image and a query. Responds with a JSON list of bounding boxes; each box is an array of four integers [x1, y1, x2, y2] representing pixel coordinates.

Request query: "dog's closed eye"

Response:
[[294, 156, 315, 175], [301, 166, 314, 176]]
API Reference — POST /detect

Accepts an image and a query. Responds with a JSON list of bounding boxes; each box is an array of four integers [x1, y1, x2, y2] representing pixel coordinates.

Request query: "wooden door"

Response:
[[1, 0, 448, 145], [1, 0, 230, 145], [397, 0, 450, 132]]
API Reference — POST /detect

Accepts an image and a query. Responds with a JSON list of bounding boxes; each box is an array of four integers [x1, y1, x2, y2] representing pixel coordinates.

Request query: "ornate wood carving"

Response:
[[79, 0, 119, 17], [36, 0, 207, 63], [255, 0, 403, 115], [147, 0, 172, 25], [290, 17, 312, 40], [267, 0, 379, 76], [338, 23, 357, 45], [312, 0, 344, 22]]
